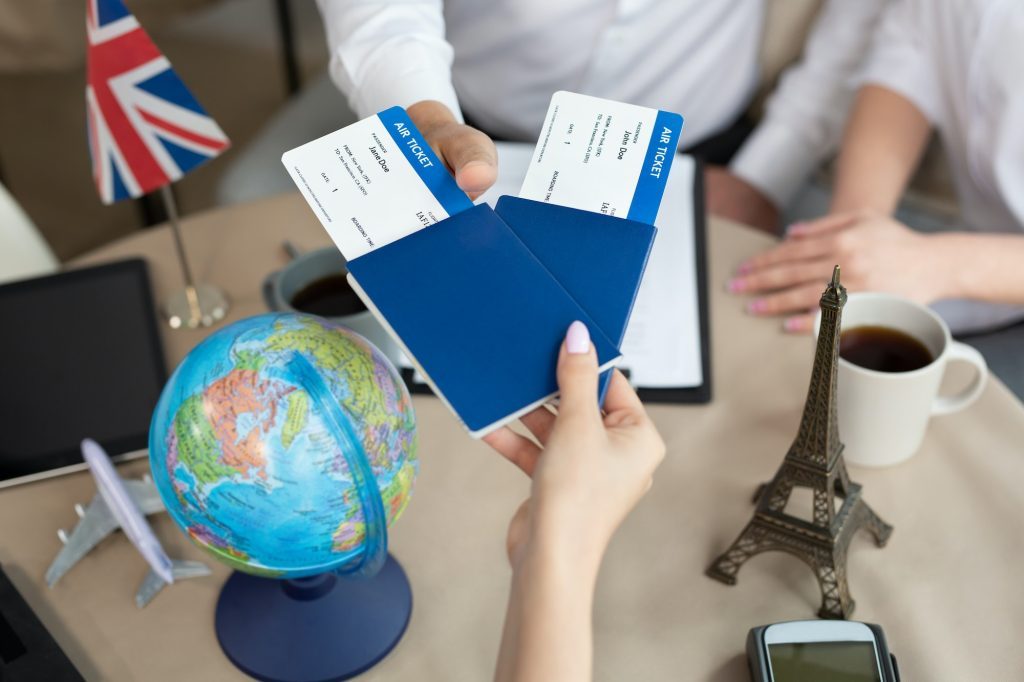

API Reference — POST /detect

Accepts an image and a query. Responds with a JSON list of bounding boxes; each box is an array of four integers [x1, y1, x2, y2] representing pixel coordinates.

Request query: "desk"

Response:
[[2, 192, 1023, 680]]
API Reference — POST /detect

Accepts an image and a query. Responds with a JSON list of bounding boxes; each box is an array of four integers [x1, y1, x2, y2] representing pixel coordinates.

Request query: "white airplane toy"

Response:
[[45, 439, 210, 607]]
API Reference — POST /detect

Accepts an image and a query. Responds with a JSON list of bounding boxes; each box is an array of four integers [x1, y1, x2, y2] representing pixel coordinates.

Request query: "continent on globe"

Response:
[[205, 368, 297, 480], [282, 391, 309, 449]]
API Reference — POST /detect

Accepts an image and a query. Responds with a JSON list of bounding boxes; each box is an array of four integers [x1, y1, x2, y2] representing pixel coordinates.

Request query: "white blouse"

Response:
[[858, 0, 1024, 332]]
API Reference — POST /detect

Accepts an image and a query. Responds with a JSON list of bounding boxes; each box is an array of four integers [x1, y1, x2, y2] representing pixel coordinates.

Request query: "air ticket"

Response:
[[519, 91, 683, 224], [282, 107, 472, 259]]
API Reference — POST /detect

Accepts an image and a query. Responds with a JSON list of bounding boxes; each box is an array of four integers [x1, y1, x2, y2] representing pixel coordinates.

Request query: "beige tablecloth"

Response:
[[1, 192, 1022, 680]]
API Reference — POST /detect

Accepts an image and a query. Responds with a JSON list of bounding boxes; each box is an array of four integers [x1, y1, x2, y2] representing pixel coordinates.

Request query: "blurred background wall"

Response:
[[0, 0, 330, 260]]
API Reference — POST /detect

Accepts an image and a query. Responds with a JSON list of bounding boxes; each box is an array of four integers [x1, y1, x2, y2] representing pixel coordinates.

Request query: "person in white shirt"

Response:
[[730, 0, 1024, 333], [316, 0, 887, 232]]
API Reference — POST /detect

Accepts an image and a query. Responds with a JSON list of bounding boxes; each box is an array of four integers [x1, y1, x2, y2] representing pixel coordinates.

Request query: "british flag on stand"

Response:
[[86, 0, 230, 204]]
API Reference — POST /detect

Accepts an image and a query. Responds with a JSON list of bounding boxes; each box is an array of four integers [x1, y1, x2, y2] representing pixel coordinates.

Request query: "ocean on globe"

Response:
[[148, 313, 418, 579]]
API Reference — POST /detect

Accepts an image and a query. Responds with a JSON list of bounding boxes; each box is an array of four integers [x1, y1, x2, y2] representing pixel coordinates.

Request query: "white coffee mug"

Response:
[[814, 293, 988, 467]]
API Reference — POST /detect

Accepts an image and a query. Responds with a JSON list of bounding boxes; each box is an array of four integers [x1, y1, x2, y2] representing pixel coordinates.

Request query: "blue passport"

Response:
[[346, 203, 622, 437], [495, 196, 657, 399]]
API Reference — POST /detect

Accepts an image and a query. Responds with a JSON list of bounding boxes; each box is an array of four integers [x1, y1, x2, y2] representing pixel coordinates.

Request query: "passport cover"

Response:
[[495, 196, 657, 399], [346, 203, 621, 437]]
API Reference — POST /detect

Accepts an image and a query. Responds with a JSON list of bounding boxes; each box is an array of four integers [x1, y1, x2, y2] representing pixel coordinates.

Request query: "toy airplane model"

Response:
[[45, 439, 210, 607]]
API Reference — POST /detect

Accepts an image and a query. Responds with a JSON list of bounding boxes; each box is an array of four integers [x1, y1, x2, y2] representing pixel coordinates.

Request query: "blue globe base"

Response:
[[214, 554, 413, 682]]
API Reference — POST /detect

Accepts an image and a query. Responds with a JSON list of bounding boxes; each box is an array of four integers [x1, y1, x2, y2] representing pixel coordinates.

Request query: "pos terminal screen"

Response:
[[768, 641, 882, 682]]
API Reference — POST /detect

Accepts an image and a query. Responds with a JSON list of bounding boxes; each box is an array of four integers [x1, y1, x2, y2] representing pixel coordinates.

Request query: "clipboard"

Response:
[[633, 158, 711, 404]]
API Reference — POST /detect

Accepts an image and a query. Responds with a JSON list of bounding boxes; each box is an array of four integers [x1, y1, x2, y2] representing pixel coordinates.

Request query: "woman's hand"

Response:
[[407, 100, 498, 199], [486, 321, 665, 682], [483, 321, 666, 571], [728, 211, 948, 332]]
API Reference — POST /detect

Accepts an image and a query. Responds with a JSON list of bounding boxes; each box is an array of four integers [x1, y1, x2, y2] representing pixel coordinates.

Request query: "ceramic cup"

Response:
[[263, 247, 402, 366], [814, 292, 987, 467]]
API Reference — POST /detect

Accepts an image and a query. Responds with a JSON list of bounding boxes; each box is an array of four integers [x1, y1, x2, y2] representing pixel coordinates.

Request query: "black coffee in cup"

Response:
[[839, 325, 933, 373], [289, 273, 367, 317]]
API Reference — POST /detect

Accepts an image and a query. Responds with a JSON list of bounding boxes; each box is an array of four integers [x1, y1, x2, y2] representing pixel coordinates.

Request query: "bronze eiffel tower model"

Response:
[[706, 266, 893, 619]]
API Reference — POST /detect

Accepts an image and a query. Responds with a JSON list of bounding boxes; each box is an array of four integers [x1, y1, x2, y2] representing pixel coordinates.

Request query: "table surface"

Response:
[[2, 191, 1023, 681]]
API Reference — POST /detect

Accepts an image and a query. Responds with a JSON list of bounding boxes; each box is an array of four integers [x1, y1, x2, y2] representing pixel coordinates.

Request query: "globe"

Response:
[[148, 312, 418, 580]]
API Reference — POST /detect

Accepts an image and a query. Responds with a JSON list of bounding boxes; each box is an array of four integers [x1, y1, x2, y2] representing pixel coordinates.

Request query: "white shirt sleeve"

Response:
[[729, 0, 889, 209], [854, 0, 942, 125], [316, 0, 463, 121]]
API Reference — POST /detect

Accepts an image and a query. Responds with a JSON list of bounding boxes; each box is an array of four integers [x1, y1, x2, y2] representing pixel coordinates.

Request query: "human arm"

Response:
[[730, 0, 1024, 330], [930, 233, 1024, 306], [317, 0, 457, 121], [725, 84, 934, 328], [704, 166, 780, 234], [729, 213, 1024, 332], [712, 0, 888, 232], [484, 322, 666, 682], [493, 520, 596, 682], [828, 86, 931, 214], [315, 0, 497, 197], [727, 0, 961, 331]]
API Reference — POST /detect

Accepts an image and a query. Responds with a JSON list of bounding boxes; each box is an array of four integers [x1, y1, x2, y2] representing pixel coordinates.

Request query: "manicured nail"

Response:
[[566, 320, 590, 354], [728, 278, 747, 293], [747, 299, 767, 314], [787, 222, 807, 235], [783, 317, 800, 332], [736, 262, 753, 274]]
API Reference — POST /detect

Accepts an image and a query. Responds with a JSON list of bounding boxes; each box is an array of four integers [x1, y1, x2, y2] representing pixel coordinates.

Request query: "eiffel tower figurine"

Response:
[[706, 266, 893, 619]]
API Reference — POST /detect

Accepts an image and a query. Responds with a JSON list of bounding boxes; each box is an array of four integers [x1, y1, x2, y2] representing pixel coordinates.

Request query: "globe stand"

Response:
[[215, 554, 413, 682]]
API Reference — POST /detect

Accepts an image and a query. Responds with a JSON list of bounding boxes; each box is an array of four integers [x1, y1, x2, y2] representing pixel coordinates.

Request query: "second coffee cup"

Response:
[[815, 292, 987, 468]]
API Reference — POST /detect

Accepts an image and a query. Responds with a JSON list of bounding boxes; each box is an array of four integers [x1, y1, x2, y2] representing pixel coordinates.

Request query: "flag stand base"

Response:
[[165, 283, 229, 329]]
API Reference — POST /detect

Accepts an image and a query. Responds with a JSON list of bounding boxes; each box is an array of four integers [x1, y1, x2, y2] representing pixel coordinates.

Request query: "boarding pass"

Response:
[[282, 107, 473, 259], [519, 91, 683, 224]]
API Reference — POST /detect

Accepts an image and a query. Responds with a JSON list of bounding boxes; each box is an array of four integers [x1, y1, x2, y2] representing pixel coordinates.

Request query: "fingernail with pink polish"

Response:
[[728, 278, 746, 293], [787, 222, 806, 235], [566, 320, 590, 354], [783, 317, 799, 331], [747, 299, 766, 314], [736, 262, 753, 274]]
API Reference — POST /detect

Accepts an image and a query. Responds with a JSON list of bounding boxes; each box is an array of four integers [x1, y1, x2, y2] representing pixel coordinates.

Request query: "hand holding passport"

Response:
[[282, 91, 684, 436]]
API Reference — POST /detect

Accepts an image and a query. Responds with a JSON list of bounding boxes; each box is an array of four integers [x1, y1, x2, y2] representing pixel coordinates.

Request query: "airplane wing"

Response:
[[135, 560, 211, 608], [121, 478, 165, 516], [44, 494, 119, 587]]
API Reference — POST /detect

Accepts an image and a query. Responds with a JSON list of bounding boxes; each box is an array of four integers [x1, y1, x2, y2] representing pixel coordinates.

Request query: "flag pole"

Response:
[[162, 185, 200, 320], [160, 184, 229, 329]]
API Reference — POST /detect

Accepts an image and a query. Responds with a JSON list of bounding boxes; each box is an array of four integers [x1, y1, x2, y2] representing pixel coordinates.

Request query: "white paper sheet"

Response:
[[618, 155, 703, 388]]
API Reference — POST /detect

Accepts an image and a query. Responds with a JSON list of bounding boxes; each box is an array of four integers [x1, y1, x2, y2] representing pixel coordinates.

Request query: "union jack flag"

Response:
[[86, 0, 230, 204]]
